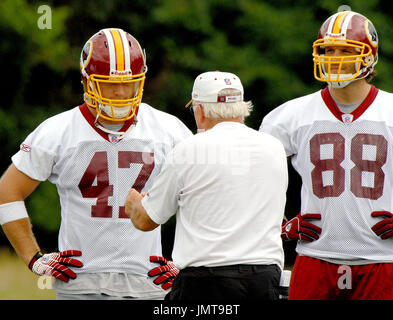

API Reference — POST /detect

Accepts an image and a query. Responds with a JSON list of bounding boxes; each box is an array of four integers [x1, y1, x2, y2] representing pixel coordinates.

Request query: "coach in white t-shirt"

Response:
[[125, 71, 288, 300]]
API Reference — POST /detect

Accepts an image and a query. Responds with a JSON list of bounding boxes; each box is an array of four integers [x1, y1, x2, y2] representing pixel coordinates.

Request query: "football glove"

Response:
[[281, 213, 322, 242], [148, 256, 179, 290], [371, 211, 393, 239], [28, 250, 83, 282]]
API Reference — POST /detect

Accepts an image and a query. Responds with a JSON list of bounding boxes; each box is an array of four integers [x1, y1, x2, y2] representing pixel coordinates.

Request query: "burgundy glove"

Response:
[[28, 250, 83, 282], [148, 256, 179, 290], [281, 213, 322, 242], [371, 211, 393, 239]]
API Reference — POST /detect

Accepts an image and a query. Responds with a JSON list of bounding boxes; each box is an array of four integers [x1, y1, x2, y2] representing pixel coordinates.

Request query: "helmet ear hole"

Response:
[[364, 56, 373, 65]]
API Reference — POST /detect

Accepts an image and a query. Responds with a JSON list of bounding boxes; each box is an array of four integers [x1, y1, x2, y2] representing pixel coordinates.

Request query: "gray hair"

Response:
[[193, 88, 253, 120]]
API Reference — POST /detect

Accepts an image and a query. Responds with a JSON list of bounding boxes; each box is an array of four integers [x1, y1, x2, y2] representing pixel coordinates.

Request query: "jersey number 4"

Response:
[[310, 133, 387, 200], [78, 151, 154, 218]]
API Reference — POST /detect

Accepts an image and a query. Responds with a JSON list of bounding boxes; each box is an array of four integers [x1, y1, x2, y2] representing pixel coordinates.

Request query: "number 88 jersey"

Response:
[[260, 85, 393, 261], [12, 103, 192, 275]]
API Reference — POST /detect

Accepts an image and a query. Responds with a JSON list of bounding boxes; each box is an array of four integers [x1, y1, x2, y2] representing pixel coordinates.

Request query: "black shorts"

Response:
[[165, 264, 281, 301]]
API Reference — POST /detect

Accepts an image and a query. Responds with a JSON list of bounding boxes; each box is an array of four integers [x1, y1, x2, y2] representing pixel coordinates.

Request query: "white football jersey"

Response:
[[260, 86, 393, 261], [12, 103, 192, 275]]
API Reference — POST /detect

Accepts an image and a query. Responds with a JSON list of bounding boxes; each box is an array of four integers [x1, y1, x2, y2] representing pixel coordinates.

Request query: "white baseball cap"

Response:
[[185, 71, 244, 108]]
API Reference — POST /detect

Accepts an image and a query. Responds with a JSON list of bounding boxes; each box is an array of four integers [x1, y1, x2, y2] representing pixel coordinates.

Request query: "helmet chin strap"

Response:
[[94, 114, 137, 139], [99, 102, 131, 119], [83, 94, 137, 139], [327, 66, 372, 89], [328, 78, 356, 88]]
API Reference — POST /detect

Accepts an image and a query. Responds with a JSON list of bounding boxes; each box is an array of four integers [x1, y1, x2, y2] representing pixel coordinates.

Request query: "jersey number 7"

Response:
[[78, 151, 154, 218]]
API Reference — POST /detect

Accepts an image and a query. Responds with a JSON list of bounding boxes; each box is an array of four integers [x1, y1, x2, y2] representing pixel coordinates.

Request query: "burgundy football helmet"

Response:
[[313, 11, 378, 88], [80, 28, 147, 121]]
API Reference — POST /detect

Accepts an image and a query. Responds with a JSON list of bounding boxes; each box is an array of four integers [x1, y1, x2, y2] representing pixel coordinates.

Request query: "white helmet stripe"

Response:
[[118, 29, 131, 72], [326, 12, 340, 34], [341, 11, 356, 36], [102, 29, 116, 72], [326, 11, 355, 36]]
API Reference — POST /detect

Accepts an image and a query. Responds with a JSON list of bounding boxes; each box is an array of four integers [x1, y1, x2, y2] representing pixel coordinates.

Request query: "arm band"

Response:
[[0, 201, 29, 225]]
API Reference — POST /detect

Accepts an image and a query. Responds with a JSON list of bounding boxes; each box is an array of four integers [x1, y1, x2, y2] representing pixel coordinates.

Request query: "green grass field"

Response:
[[0, 247, 292, 300], [0, 248, 56, 300]]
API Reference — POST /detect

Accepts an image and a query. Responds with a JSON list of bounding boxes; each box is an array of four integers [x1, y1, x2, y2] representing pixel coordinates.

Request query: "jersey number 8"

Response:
[[310, 133, 387, 200]]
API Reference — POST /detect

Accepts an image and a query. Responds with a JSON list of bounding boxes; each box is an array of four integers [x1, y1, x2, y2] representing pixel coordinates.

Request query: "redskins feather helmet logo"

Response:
[[80, 40, 92, 72], [366, 20, 378, 48]]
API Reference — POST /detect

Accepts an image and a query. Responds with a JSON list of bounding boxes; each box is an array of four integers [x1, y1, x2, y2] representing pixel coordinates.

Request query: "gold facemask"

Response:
[[313, 38, 373, 83], [84, 73, 145, 122]]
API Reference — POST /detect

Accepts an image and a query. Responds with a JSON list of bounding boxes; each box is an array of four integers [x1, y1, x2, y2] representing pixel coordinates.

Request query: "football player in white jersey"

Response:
[[0, 28, 192, 299], [260, 11, 393, 299]]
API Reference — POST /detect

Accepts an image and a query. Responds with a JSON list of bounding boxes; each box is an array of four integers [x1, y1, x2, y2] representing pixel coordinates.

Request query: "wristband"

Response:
[[0, 201, 29, 225]]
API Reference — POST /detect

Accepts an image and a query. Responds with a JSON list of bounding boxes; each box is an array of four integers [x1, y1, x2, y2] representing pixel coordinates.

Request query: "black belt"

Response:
[[180, 264, 279, 275]]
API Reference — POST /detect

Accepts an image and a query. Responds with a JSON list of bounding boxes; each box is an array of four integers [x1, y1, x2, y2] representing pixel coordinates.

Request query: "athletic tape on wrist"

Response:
[[0, 201, 29, 225]]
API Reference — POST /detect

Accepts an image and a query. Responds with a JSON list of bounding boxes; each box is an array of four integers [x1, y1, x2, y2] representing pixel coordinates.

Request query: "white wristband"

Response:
[[0, 201, 29, 225]]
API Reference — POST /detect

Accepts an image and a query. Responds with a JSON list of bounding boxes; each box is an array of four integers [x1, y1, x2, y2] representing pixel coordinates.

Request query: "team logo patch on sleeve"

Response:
[[20, 143, 31, 152]]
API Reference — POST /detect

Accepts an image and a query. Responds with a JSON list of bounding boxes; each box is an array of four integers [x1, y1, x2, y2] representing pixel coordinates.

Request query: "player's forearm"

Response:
[[131, 207, 159, 231], [2, 218, 40, 266]]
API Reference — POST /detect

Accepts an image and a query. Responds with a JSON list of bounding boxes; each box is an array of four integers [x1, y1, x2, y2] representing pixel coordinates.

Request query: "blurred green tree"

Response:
[[0, 0, 70, 240]]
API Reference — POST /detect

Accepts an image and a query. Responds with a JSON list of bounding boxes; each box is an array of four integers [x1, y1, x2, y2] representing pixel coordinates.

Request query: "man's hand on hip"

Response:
[[281, 213, 322, 242], [28, 250, 83, 282]]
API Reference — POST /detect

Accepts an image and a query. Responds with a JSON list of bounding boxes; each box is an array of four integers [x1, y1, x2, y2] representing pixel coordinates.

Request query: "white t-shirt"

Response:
[[12, 103, 192, 297], [260, 85, 393, 262], [142, 121, 287, 270]]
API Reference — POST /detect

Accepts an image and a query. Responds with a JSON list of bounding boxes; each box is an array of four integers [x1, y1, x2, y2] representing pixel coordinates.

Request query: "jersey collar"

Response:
[[79, 103, 139, 141], [321, 85, 379, 122]]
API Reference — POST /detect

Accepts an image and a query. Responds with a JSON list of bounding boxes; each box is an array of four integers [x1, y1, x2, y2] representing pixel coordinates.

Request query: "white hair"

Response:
[[193, 88, 253, 120]]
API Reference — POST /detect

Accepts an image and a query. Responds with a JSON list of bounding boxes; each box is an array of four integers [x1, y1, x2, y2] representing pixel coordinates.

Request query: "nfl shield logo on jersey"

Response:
[[341, 114, 354, 124], [109, 134, 120, 143]]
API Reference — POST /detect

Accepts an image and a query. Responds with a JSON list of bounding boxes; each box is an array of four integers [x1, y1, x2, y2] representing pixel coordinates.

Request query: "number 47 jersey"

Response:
[[12, 103, 192, 275], [260, 85, 393, 262]]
